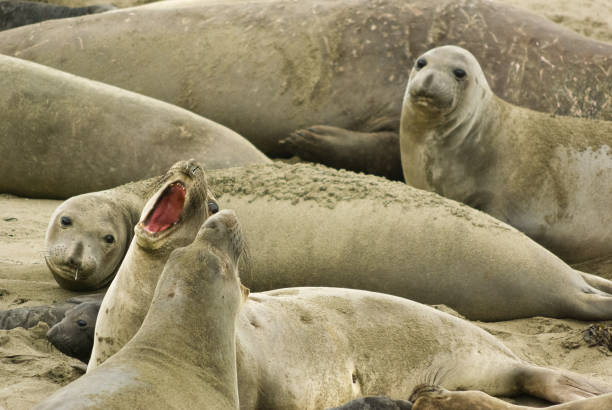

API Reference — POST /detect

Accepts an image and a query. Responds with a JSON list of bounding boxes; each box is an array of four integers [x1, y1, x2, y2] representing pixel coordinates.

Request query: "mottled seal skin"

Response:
[[2, 0, 610, 179], [400, 45, 612, 263], [35, 211, 247, 410], [409, 385, 612, 410], [47, 301, 101, 363], [88, 159, 212, 371], [0, 1, 114, 31], [0, 54, 269, 199], [52, 163, 612, 321]]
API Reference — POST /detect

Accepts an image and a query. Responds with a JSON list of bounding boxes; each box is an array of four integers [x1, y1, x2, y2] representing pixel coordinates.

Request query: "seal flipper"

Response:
[[517, 365, 612, 403], [281, 125, 403, 181], [577, 271, 612, 295]]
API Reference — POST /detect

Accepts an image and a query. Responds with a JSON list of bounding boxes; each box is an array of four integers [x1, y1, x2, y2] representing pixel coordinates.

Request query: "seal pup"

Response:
[[1, 0, 611, 171], [49, 163, 612, 321], [35, 211, 247, 410], [47, 301, 101, 363], [0, 294, 103, 330], [88, 159, 211, 371], [0, 54, 269, 199], [399, 45, 612, 263], [409, 385, 612, 409], [0, 1, 114, 31]]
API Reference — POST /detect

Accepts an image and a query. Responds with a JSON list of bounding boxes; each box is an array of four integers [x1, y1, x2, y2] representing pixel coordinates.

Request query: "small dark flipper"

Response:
[[281, 125, 403, 181]]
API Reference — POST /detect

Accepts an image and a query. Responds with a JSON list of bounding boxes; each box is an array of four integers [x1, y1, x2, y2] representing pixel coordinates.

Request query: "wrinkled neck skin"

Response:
[[125, 282, 240, 409], [401, 86, 499, 207]]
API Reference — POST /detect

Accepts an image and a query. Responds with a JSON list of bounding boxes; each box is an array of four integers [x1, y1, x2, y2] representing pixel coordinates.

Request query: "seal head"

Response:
[[45, 195, 131, 291]]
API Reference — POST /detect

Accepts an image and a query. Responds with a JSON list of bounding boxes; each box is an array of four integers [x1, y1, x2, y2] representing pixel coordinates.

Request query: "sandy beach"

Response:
[[1, 0, 612, 408]]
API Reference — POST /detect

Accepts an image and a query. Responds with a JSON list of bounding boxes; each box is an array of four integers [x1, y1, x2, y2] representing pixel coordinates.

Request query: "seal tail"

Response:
[[515, 365, 612, 403]]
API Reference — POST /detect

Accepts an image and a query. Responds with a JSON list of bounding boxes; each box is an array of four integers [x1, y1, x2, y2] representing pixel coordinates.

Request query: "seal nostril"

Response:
[[423, 73, 434, 88]]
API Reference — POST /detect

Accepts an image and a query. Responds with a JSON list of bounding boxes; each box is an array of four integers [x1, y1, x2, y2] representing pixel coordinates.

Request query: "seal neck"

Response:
[[129, 287, 240, 409]]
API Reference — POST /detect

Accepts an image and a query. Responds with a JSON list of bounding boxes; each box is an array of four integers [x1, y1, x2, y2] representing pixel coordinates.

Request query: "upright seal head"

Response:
[[88, 159, 213, 370], [34, 210, 248, 410], [400, 45, 494, 199], [400, 45, 612, 262]]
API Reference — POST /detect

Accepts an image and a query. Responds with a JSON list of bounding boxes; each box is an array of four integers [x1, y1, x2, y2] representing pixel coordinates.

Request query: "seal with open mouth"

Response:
[[87, 159, 211, 371], [35, 210, 248, 410]]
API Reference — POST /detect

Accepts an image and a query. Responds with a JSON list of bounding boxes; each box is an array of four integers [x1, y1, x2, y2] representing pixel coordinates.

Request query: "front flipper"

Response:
[[281, 125, 403, 181]]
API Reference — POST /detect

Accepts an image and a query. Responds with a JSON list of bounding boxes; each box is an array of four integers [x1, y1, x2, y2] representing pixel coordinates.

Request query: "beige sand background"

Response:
[[2, 0, 612, 408]]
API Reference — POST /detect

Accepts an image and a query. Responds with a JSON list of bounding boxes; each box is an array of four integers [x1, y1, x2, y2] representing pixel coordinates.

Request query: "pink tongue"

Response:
[[144, 184, 186, 233]]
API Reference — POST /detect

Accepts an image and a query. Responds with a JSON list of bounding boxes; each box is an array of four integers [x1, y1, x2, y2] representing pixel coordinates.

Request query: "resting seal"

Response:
[[1, 0, 611, 181], [399, 45, 612, 263], [50, 163, 612, 321], [409, 385, 612, 409], [35, 211, 247, 409], [88, 159, 212, 371], [83, 214, 612, 408], [0, 54, 269, 199], [47, 300, 101, 363], [45, 180, 155, 291]]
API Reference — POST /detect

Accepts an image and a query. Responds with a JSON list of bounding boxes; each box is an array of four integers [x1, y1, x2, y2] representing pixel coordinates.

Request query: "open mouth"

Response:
[[142, 181, 186, 234]]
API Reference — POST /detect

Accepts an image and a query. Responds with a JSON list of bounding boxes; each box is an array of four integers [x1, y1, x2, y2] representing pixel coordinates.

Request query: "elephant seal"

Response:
[[0, 54, 269, 199], [409, 385, 612, 409], [0, 1, 114, 32], [1, 0, 611, 180], [47, 301, 101, 363], [81, 215, 612, 408], [35, 211, 247, 410], [399, 45, 612, 263], [45, 179, 156, 291], [88, 159, 212, 371], [49, 163, 612, 321]]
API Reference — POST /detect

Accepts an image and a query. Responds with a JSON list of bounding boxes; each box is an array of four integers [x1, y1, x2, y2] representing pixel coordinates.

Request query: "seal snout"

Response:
[[199, 210, 246, 267]]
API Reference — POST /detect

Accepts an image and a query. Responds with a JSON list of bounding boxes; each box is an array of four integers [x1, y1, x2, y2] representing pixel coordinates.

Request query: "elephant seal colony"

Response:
[[0, 54, 268, 199], [400, 45, 612, 263], [46, 163, 612, 322], [1, 0, 611, 174], [81, 210, 612, 408], [88, 159, 212, 370], [408, 385, 612, 410], [35, 211, 248, 410]]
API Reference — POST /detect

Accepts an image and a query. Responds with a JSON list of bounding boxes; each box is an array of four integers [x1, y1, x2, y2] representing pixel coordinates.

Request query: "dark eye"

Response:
[[416, 58, 427, 70], [104, 234, 115, 244], [208, 200, 219, 214], [76, 319, 87, 327], [60, 216, 72, 227], [453, 68, 466, 79]]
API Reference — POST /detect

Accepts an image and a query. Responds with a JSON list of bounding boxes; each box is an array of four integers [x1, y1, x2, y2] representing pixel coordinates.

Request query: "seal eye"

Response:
[[416, 58, 427, 70], [76, 319, 87, 327], [453, 68, 466, 79], [208, 200, 219, 214], [60, 216, 72, 227], [103, 234, 115, 244]]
